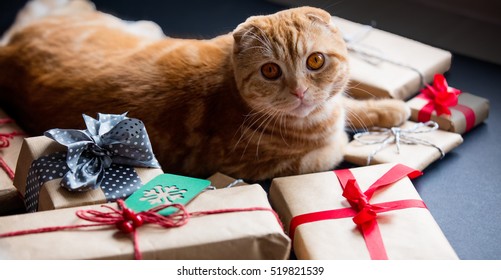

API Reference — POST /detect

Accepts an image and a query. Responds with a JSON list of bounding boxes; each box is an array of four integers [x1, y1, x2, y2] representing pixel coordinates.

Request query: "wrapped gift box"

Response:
[[14, 136, 163, 211], [344, 121, 463, 171], [332, 16, 451, 100], [408, 92, 490, 134], [0, 184, 290, 259], [0, 109, 26, 215], [269, 163, 458, 259]]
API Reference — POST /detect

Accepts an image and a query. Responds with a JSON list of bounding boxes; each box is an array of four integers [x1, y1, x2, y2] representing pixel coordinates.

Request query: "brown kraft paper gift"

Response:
[[344, 121, 463, 171], [269, 163, 458, 259], [14, 136, 163, 211], [0, 184, 291, 259], [332, 16, 452, 100], [408, 92, 490, 134]]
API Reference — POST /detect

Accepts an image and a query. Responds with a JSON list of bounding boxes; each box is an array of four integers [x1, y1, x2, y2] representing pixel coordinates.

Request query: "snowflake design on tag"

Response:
[[139, 185, 187, 205]]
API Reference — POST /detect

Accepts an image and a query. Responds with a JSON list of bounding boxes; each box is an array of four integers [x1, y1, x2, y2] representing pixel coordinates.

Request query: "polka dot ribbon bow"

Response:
[[25, 113, 160, 212]]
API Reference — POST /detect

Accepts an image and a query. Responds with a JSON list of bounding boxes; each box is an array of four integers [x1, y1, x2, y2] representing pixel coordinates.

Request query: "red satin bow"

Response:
[[418, 74, 461, 118], [342, 179, 386, 225]]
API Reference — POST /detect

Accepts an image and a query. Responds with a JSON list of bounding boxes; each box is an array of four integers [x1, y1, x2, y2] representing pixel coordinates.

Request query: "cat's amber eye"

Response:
[[261, 63, 282, 80], [307, 52, 325, 70]]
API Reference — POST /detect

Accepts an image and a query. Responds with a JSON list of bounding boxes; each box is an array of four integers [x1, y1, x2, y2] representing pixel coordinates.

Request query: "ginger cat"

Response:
[[0, 0, 409, 180]]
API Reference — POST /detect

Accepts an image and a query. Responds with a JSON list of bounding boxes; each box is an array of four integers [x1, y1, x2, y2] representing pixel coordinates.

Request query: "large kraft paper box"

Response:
[[407, 92, 490, 134], [269, 163, 458, 259], [0, 184, 291, 260], [14, 136, 163, 211], [0, 109, 26, 214], [332, 16, 451, 100], [344, 121, 463, 171]]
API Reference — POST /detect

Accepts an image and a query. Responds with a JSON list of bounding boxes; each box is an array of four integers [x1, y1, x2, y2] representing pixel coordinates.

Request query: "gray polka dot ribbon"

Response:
[[25, 113, 161, 212]]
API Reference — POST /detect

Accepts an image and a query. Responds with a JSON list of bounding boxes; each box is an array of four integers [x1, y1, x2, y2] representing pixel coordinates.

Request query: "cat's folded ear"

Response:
[[232, 7, 335, 54], [232, 17, 262, 54], [300, 6, 332, 25], [232, 21, 252, 46]]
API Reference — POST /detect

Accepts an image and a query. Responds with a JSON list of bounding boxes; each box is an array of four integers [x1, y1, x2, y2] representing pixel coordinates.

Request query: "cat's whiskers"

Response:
[[242, 107, 266, 118], [345, 108, 371, 132], [239, 108, 275, 159], [344, 105, 365, 129], [343, 94, 376, 131], [232, 107, 269, 152], [278, 111, 290, 146], [255, 111, 279, 159], [237, 104, 293, 160], [270, 109, 282, 141], [233, 106, 274, 151], [343, 114, 358, 132], [346, 81, 378, 99]]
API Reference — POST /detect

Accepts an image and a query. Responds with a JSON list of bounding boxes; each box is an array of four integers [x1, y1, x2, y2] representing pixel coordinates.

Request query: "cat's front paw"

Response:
[[373, 99, 410, 128]]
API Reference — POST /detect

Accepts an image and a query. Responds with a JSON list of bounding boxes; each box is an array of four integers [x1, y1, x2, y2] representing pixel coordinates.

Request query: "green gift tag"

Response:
[[125, 174, 210, 216]]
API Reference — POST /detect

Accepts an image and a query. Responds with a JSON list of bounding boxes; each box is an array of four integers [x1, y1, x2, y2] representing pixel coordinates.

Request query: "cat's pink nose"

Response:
[[291, 87, 307, 100]]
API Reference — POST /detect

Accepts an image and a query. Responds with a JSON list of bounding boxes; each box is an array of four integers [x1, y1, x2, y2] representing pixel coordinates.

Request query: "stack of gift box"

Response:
[[331, 16, 490, 170], [0, 113, 291, 260], [0, 16, 490, 260]]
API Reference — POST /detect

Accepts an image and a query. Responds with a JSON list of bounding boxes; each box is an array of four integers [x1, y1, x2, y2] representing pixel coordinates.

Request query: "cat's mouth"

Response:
[[271, 95, 326, 118], [289, 101, 317, 118]]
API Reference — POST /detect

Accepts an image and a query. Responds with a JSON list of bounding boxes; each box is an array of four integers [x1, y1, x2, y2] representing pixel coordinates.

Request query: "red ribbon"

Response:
[[289, 164, 425, 260], [417, 74, 476, 132], [0, 199, 282, 260], [0, 118, 24, 180]]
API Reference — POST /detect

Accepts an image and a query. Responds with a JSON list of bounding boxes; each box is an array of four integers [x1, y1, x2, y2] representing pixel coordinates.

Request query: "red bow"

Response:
[[342, 179, 386, 225], [418, 74, 461, 119]]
